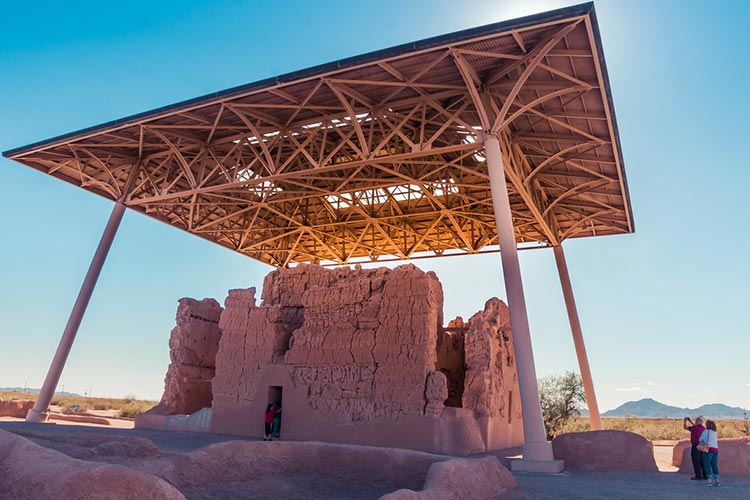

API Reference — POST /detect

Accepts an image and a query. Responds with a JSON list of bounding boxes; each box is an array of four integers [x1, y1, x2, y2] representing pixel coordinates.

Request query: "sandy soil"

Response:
[[652, 441, 678, 472], [1, 422, 748, 500]]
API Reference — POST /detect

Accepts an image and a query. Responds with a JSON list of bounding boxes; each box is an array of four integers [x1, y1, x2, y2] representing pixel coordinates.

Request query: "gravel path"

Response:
[[507, 470, 750, 500]]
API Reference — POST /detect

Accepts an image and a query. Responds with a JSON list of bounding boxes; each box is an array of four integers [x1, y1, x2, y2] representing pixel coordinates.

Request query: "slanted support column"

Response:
[[26, 202, 127, 423], [484, 133, 562, 472], [553, 244, 603, 431]]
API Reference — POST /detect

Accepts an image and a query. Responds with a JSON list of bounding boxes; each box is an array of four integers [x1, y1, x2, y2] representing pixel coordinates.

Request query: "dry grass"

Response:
[[560, 416, 750, 440], [0, 391, 157, 418]]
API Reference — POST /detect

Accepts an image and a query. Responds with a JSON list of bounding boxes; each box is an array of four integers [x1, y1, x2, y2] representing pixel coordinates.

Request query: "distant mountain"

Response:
[[602, 398, 747, 419], [0, 387, 81, 397]]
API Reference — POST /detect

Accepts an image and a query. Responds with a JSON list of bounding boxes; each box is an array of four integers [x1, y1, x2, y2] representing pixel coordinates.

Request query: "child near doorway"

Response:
[[263, 404, 275, 441]]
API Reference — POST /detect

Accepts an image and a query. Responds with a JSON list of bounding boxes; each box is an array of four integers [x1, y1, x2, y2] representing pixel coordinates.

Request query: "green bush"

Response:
[[538, 372, 585, 439]]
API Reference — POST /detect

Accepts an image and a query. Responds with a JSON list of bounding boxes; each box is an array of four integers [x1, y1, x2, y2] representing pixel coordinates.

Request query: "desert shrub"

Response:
[[61, 403, 81, 414], [119, 400, 156, 418], [122, 394, 138, 404], [538, 372, 585, 438], [558, 417, 590, 435], [560, 417, 749, 441]]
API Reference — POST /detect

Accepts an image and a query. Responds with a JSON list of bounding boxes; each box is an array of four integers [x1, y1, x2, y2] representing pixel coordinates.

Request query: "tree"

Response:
[[538, 371, 586, 439]]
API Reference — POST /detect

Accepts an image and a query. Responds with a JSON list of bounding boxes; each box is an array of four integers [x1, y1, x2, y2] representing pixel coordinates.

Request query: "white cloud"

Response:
[[616, 381, 655, 392]]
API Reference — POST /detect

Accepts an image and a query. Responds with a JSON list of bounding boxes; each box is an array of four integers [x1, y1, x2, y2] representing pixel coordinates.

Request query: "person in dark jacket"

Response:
[[683, 416, 707, 480]]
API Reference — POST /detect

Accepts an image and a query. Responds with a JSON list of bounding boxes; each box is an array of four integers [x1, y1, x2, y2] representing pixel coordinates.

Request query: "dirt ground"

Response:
[[1, 421, 748, 500]]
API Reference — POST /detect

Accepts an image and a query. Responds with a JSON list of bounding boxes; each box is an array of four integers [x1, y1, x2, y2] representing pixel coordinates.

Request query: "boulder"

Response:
[[676, 437, 750, 475], [552, 430, 658, 471]]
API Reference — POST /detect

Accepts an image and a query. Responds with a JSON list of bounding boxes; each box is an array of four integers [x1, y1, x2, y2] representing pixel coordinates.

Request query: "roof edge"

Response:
[[3, 2, 594, 159], [587, 4, 635, 232]]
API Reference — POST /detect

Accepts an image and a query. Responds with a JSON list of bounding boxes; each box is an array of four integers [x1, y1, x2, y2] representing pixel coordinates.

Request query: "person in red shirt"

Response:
[[263, 404, 276, 441], [683, 416, 707, 480]]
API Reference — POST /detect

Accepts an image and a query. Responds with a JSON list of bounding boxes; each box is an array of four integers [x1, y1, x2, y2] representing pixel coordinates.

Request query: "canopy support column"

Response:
[[26, 202, 126, 422], [484, 133, 563, 472], [553, 244, 602, 430]]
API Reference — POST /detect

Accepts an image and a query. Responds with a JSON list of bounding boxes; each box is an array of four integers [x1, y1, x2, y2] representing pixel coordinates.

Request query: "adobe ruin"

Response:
[[138, 264, 523, 455]]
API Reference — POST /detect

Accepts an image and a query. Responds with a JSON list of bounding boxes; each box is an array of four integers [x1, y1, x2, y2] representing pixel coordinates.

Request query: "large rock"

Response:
[[552, 430, 658, 471], [676, 437, 750, 475], [0, 399, 34, 418], [379, 456, 515, 500], [0, 429, 184, 500]]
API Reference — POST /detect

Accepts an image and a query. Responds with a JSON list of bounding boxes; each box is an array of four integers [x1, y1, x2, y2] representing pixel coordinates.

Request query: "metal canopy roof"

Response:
[[4, 2, 633, 267]]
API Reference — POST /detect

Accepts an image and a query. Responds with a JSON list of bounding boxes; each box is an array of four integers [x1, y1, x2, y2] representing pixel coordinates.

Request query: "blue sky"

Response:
[[0, 0, 747, 410]]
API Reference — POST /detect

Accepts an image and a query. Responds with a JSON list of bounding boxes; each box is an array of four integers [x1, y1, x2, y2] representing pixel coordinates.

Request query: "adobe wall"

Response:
[[141, 298, 222, 418], [211, 265, 446, 430], [462, 298, 523, 449], [141, 263, 523, 455]]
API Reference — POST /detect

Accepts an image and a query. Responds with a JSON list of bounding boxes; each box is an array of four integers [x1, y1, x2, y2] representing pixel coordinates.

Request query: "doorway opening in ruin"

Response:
[[267, 386, 283, 437], [267, 386, 283, 408], [436, 326, 467, 408]]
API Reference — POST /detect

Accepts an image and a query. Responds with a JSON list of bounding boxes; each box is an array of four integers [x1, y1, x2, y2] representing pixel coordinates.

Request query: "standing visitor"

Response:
[[699, 420, 720, 487], [683, 416, 707, 480], [272, 402, 282, 438], [263, 404, 275, 441]]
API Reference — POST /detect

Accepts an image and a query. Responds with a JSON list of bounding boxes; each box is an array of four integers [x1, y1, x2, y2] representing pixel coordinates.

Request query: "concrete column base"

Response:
[[25, 408, 49, 423], [511, 440, 564, 473], [522, 440, 555, 461], [511, 458, 565, 473]]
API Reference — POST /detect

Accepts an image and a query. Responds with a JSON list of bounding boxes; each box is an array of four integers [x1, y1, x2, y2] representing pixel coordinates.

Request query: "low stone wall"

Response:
[[136, 407, 212, 433], [1, 428, 517, 499], [552, 430, 658, 472], [136, 439, 515, 500], [49, 413, 111, 426], [0, 399, 34, 418], [0, 429, 184, 500], [675, 437, 750, 475], [380, 456, 515, 500]]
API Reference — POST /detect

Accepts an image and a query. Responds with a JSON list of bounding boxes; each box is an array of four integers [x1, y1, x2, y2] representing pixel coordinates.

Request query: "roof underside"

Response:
[[4, 2, 633, 267]]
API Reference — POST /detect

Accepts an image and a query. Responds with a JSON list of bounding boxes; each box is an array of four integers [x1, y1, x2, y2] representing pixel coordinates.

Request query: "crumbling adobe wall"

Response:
[[212, 285, 309, 410], [212, 264, 444, 424], [463, 298, 519, 421], [151, 298, 223, 415], [284, 264, 443, 421]]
